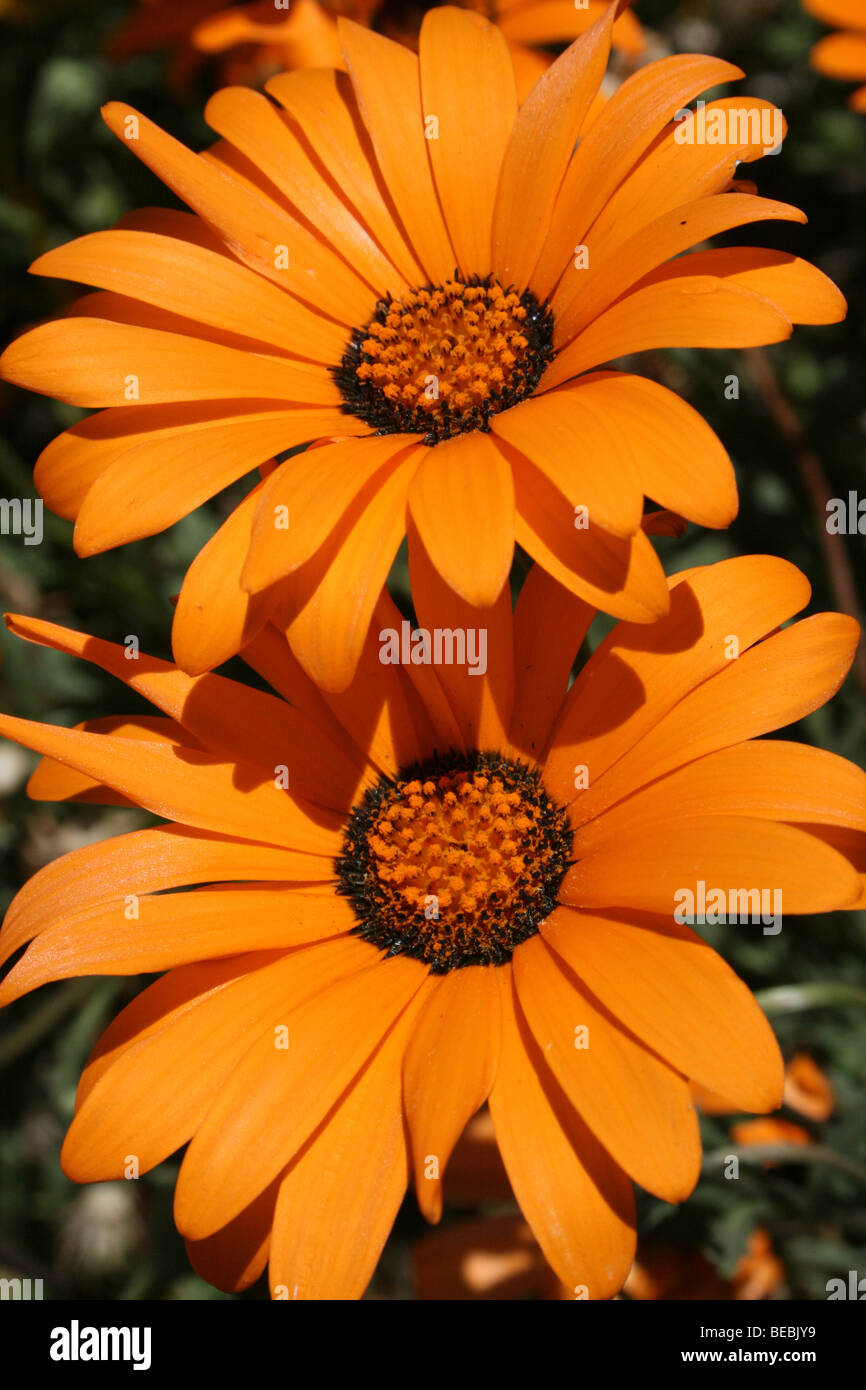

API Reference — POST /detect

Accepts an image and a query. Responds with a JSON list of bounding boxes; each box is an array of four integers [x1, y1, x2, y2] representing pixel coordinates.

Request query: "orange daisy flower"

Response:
[[414, 1211, 564, 1299], [694, 1050, 836, 1122], [109, 0, 377, 89], [730, 1116, 814, 1149], [624, 1244, 728, 1301], [415, 1216, 782, 1301], [731, 1228, 786, 1301], [113, 0, 645, 102], [1, 6, 845, 691], [627, 1228, 785, 1300], [804, 0, 866, 112], [783, 1052, 835, 1121], [1, 553, 863, 1299]]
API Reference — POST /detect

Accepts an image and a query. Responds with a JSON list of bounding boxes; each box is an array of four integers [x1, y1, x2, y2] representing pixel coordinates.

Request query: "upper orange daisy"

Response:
[[0, 554, 863, 1298], [1, 5, 845, 691], [804, 0, 866, 111]]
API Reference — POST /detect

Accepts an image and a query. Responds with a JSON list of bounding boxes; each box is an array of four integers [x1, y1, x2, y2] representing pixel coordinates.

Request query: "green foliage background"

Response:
[[0, 0, 863, 1300]]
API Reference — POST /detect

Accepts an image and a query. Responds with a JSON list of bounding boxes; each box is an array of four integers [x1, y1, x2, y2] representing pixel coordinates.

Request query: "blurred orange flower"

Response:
[[731, 1116, 814, 1149], [694, 1052, 836, 1125], [732, 1229, 786, 1301], [415, 1212, 785, 1301], [783, 1053, 836, 1122], [415, 1212, 563, 1299], [804, 0, 866, 111], [624, 1244, 728, 1300], [112, 0, 645, 100]]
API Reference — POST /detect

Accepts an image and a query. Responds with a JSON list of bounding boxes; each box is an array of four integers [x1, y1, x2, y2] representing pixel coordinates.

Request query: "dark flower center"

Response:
[[335, 750, 573, 972], [334, 274, 555, 445]]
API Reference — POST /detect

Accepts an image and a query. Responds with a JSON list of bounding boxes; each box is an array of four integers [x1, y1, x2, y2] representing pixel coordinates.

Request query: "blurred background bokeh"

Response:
[[0, 0, 863, 1299]]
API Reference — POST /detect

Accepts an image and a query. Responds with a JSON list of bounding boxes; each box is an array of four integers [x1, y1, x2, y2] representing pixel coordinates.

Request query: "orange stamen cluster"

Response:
[[334, 274, 555, 444], [336, 751, 573, 972]]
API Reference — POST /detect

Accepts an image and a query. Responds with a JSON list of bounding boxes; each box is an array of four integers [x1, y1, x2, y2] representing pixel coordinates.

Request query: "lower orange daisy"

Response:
[[804, 0, 866, 111], [0, 553, 863, 1298]]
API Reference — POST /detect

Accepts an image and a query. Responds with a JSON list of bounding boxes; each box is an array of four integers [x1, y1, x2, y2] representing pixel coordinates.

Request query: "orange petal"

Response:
[[576, 741, 866, 854], [32, 413, 125, 521], [493, 386, 644, 539], [73, 408, 354, 554], [338, 21, 456, 284], [0, 886, 352, 1007], [240, 618, 369, 775], [267, 981, 434, 1299], [65, 956, 317, 1185], [784, 1053, 835, 1123], [510, 449, 670, 622], [553, 194, 807, 344], [408, 432, 515, 607], [386, 583, 468, 758], [265, 68, 425, 288], [25, 715, 189, 808], [512, 934, 702, 1202], [5, 612, 366, 813], [544, 277, 793, 388], [243, 433, 409, 592], [806, 824, 866, 908], [811, 31, 866, 79], [203, 86, 404, 296], [492, 7, 614, 290], [542, 372, 738, 530], [419, 8, 517, 277], [174, 950, 427, 1239], [568, 611, 861, 825], [802, 0, 866, 27], [0, 824, 330, 972], [0, 714, 343, 853], [637, 246, 847, 325], [500, 0, 644, 54], [532, 54, 744, 299], [543, 554, 812, 804], [63, 937, 376, 1181], [1, 318, 341, 409], [510, 563, 594, 761], [584, 97, 788, 255], [409, 517, 516, 751], [281, 449, 420, 692], [311, 590, 436, 777], [542, 906, 784, 1112], [403, 966, 501, 1222], [489, 965, 637, 1298], [173, 479, 273, 675], [194, 0, 333, 54], [113, 205, 227, 251], [30, 229, 347, 362], [505, 39, 552, 104], [186, 1180, 276, 1294], [100, 102, 374, 324], [31, 401, 286, 523], [563, 815, 861, 914]]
